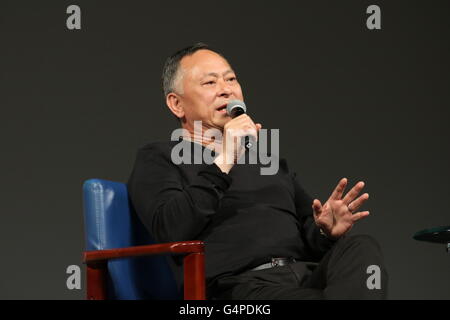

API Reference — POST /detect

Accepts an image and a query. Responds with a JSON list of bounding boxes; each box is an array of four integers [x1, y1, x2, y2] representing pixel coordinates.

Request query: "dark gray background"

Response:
[[1, 0, 449, 299]]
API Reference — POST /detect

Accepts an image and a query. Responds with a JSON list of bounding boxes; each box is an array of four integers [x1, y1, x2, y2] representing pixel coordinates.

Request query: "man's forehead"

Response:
[[181, 50, 232, 78]]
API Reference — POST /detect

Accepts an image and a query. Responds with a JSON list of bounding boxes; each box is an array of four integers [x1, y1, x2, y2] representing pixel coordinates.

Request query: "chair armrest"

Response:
[[83, 240, 204, 263], [83, 240, 205, 300]]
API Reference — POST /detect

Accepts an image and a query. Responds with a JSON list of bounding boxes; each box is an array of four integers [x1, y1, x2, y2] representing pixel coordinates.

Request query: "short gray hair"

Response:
[[161, 43, 225, 97]]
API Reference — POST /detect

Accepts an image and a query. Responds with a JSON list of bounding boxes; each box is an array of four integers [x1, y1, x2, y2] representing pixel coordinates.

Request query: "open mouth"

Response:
[[216, 104, 227, 113]]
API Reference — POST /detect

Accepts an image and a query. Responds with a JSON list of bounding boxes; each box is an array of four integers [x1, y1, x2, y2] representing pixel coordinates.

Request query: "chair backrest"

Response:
[[83, 178, 181, 299]]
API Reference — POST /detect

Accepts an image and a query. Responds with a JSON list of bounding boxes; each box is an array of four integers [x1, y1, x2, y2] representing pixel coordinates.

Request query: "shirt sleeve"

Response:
[[127, 143, 232, 243], [291, 171, 338, 261]]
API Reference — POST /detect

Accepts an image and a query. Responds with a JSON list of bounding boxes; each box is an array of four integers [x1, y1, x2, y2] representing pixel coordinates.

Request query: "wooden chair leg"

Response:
[[183, 253, 206, 300], [86, 262, 108, 300]]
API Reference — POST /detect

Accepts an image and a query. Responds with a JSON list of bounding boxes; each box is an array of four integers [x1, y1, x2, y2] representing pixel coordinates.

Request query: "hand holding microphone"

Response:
[[214, 100, 262, 173], [226, 100, 260, 150]]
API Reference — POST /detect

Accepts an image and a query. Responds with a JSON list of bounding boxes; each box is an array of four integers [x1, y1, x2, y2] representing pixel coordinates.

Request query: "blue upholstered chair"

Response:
[[82, 178, 205, 300]]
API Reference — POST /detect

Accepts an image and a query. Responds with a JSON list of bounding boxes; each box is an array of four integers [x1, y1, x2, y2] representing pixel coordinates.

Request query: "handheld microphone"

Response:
[[226, 100, 254, 150]]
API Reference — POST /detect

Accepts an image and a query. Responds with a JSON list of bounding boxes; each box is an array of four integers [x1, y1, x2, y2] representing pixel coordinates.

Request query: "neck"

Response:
[[182, 125, 224, 154]]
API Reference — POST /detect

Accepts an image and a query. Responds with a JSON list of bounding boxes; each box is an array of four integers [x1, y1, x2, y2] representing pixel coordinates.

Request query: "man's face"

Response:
[[175, 49, 244, 131]]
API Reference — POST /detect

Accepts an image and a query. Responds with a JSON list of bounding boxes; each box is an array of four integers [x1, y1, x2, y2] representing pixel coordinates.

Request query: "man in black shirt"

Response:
[[127, 43, 388, 299]]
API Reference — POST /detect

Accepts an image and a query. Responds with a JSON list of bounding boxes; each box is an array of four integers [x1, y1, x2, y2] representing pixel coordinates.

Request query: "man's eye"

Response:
[[227, 77, 237, 82], [204, 81, 215, 85]]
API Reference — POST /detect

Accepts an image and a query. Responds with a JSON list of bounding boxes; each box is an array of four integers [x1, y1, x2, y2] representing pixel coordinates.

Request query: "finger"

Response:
[[343, 181, 365, 205], [226, 126, 257, 140], [243, 127, 258, 142], [312, 199, 322, 216], [232, 114, 253, 124], [231, 116, 258, 132], [329, 178, 348, 200], [225, 114, 250, 128], [233, 113, 249, 121], [351, 211, 370, 222], [348, 193, 369, 212]]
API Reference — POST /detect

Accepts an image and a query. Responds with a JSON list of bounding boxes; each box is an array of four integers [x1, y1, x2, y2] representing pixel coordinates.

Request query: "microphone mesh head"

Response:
[[226, 100, 247, 116]]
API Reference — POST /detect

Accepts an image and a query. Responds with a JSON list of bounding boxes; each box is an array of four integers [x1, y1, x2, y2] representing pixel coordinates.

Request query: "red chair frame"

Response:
[[82, 240, 205, 300]]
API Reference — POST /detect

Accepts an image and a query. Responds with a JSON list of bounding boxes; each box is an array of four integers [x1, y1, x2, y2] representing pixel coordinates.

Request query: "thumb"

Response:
[[312, 199, 322, 216]]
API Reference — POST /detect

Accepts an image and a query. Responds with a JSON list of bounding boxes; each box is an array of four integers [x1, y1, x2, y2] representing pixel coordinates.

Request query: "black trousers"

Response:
[[210, 234, 389, 300]]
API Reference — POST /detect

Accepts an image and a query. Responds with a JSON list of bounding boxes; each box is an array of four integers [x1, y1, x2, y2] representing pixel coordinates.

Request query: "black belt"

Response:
[[251, 257, 297, 271]]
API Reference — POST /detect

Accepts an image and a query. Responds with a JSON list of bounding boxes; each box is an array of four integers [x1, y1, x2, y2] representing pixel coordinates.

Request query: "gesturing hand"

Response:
[[312, 178, 370, 240]]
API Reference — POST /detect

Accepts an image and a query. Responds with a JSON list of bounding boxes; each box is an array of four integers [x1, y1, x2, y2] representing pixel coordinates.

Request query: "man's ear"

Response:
[[166, 93, 185, 119]]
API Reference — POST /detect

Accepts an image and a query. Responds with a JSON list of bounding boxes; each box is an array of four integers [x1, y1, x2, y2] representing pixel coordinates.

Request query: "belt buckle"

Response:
[[271, 258, 283, 267], [271, 258, 280, 268], [271, 257, 295, 267]]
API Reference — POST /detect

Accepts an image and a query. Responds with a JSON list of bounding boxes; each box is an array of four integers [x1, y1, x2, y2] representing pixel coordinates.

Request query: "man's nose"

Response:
[[218, 80, 232, 97]]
